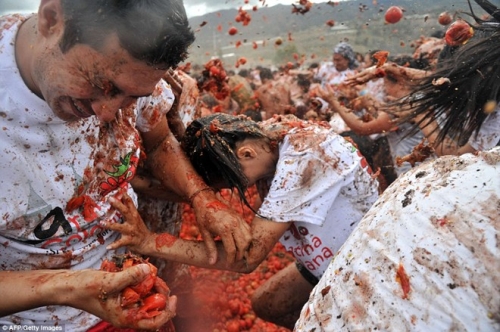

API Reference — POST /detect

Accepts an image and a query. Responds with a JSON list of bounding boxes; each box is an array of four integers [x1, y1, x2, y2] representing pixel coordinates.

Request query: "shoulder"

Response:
[[296, 148, 500, 331]]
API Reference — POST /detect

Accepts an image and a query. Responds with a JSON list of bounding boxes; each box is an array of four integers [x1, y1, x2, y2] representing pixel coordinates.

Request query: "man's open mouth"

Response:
[[71, 98, 94, 118]]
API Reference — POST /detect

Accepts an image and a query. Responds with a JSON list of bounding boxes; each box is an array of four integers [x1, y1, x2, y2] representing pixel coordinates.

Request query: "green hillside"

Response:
[[185, 0, 488, 69]]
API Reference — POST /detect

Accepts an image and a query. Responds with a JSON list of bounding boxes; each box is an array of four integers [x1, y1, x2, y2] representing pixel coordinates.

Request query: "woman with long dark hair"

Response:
[[106, 113, 379, 329]]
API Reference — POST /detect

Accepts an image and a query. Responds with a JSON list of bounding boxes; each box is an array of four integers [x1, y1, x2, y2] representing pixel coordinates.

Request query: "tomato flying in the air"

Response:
[[445, 20, 474, 46], [385, 6, 403, 24], [228, 27, 238, 35], [438, 11, 453, 26]]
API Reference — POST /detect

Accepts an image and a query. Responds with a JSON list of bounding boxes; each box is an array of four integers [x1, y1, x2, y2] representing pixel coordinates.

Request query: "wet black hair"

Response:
[[182, 114, 268, 211], [400, 0, 500, 144], [59, 0, 195, 70], [238, 69, 249, 77], [259, 68, 273, 81]]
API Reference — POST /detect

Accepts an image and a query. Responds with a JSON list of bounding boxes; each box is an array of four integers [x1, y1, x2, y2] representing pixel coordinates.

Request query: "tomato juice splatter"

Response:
[[156, 233, 177, 249]]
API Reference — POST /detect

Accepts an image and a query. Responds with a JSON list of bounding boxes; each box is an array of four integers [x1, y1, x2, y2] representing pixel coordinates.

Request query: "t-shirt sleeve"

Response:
[[258, 134, 357, 225], [135, 79, 175, 132], [468, 109, 500, 151]]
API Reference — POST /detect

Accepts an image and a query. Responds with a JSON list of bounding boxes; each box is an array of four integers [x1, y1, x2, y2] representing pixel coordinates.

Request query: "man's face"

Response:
[[333, 53, 349, 72], [35, 34, 166, 122]]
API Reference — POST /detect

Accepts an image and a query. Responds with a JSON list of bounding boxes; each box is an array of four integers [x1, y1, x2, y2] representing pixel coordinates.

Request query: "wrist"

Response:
[[39, 270, 79, 306], [188, 186, 215, 206]]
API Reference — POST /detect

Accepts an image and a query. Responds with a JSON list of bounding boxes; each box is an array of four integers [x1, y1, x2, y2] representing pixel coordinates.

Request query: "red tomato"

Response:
[[139, 293, 167, 313], [226, 320, 240, 332], [438, 11, 453, 25], [385, 6, 403, 24], [209, 65, 220, 76], [121, 287, 140, 307], [445, 20, 474, 46], [227, 299, 241, 315], [372, 50, 389, 68], [228, 26, 238, 35]]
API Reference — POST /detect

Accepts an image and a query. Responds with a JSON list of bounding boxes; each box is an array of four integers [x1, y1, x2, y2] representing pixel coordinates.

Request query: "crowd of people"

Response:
[[0, 0, 498, 331]]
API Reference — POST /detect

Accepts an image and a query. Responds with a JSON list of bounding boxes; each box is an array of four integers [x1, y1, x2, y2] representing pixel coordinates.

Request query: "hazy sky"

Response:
[[0, 0, 331, 18]]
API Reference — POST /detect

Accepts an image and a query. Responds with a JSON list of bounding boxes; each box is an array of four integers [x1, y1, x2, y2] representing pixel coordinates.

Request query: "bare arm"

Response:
[[344, 63, 430, 86], [333, 99, 394, 136], [0, 265, 176, 329], [414, 113, 477, 156], [140, 117, 252, 265], [106, 193, 290, 273], [315, 85, 396, 136]]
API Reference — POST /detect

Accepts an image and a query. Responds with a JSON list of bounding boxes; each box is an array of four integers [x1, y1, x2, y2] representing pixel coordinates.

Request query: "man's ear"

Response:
[[236, 146, 257, 160], [38, 0, 64, 38]]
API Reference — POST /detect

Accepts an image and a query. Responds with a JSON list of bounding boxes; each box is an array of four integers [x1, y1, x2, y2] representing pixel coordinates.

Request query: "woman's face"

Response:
[[333, 53, 350, 72], [236, 140, 277, 187]]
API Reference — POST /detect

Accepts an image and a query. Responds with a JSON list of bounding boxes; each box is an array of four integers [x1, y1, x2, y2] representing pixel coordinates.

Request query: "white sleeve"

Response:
[[468, 108, 500, 151], [135, 79, 175, 132], [258, 133, 361, 226]]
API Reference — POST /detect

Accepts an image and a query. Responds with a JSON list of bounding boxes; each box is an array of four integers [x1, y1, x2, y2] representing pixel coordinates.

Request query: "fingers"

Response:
[[199, 228, 219, 265], [164, 70, 183, 95], [105, 237, 127, 250], [219, 233, 237, 265], [108, 193, 134, 213], [107, 193, 142, 227], [112, 264, 151, 291], [233, 223, 252, 261], [134, 296, 177, 330], [108, 198, 128, 220]]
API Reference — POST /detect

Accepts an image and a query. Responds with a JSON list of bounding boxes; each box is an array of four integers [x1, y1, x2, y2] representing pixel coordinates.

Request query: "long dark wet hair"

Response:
[[182, 114, 269, 210], [400, 0, 500, 145]]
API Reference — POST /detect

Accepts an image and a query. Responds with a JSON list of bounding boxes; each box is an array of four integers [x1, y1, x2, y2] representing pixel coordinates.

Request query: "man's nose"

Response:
[[91, 96, 136, 122]]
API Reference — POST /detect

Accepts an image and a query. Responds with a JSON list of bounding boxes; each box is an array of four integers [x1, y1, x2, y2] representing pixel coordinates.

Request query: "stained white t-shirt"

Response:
[[0, 14, 174, 331], [314, 62, 356, 86], [468, 107, 500, 151], [258, 125, 379, 279], [295, 147, 500, 331]]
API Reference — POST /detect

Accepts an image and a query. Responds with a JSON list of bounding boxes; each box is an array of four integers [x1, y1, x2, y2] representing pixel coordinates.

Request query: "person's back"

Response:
[[296, 147, 500, 331], [255, 68, 293, 119], [227, 73, 254, 112]]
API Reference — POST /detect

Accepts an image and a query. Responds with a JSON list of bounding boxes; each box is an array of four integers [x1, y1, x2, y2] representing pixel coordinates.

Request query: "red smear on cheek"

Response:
[[206, 201, 228, 211], [156, 233, 177, 249]]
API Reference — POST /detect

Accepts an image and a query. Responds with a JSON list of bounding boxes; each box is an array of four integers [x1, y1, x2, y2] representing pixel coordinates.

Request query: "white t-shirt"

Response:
[[295, 147, 500, 331], [258, 125, 379, 279], [387, 121, 426, 176], [315, 62, 356, 86], [468, 107, 500, 151], [0, 14, 174, 330]]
